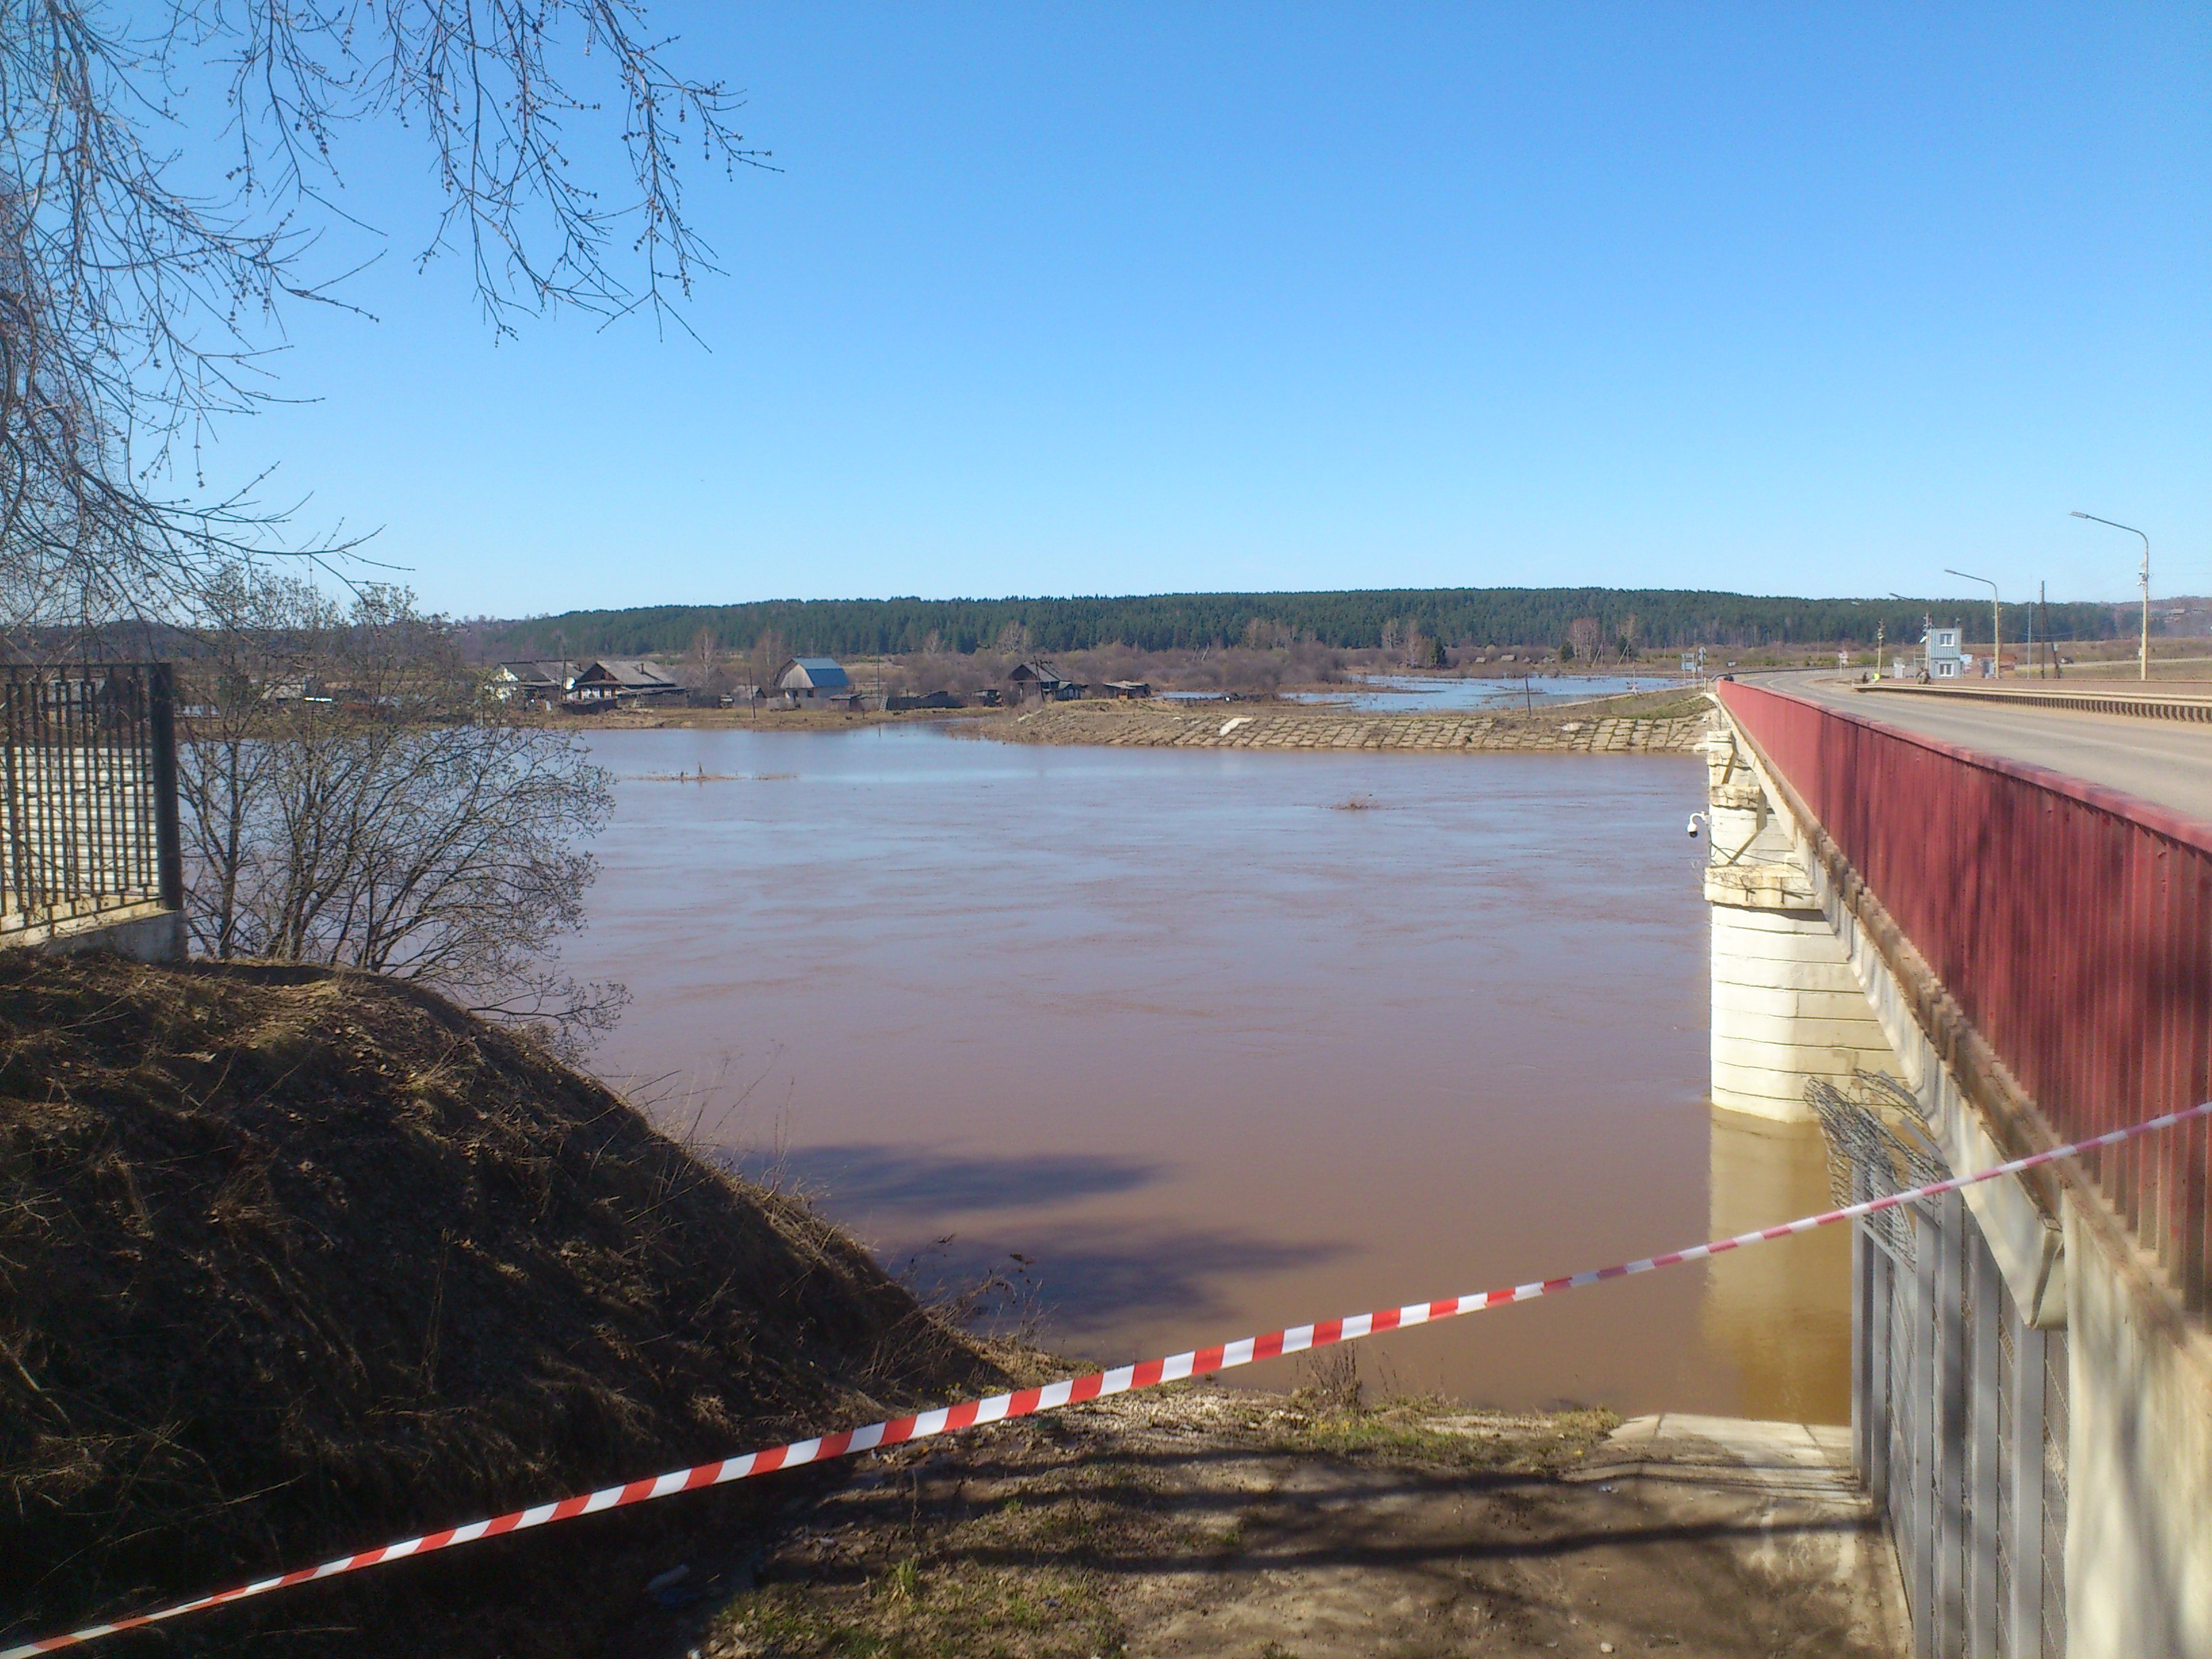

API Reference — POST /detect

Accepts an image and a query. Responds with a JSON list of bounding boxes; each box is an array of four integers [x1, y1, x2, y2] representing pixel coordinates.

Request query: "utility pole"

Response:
[[2071, 511, 2151, 681]]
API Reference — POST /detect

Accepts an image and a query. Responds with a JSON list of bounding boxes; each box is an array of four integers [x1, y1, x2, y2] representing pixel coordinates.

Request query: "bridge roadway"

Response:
[[1765, 672, 2212, 826]]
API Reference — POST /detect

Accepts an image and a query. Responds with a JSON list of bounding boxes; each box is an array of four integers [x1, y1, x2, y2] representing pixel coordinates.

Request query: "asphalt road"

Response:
[[1765, 673, 2212, 826]]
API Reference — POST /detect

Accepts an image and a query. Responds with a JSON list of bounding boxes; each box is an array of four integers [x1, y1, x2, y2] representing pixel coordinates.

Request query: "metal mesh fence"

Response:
[[1816, 1071, 2067, 1658], [1808, 1071, 1945, 1266]]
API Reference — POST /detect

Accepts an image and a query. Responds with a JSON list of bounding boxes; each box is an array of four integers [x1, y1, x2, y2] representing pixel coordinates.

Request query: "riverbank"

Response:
[[533, 689, 1711, 754], [666, 1383, 1903, 1659], [978, 696, 1709, 753]]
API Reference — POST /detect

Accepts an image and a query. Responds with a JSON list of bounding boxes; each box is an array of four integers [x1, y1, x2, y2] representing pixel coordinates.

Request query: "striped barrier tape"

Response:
[[8, 1097, 2207, 1658]]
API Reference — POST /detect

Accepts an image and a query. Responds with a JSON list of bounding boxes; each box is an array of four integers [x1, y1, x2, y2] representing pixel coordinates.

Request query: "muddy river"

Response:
[[575, 725, 1847, 1423]]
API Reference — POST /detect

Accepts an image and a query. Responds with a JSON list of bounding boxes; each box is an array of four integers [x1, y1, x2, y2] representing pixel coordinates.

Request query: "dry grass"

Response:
[[0, 954, 997, 1658]]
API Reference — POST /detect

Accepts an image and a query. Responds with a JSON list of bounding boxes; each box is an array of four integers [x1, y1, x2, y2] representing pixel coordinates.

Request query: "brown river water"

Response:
[[576, 726, 1847, 1423]]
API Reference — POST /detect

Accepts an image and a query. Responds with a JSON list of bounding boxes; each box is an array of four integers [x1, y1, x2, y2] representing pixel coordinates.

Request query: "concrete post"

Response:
[[1912, 1201, 1938, 1658], [1853, 1221, 1871, 1482], [1868, 1230, 1891, 1504], [1968, 1224, 2003, 1658], [2008, 1322, 2047, 1659], [1933, 1190, 1969, 1656]]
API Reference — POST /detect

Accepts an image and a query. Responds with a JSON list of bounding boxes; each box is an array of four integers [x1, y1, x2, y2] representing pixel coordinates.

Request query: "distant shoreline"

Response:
[[974, 698, 1709, 754], [560, 693, 1711, 755]]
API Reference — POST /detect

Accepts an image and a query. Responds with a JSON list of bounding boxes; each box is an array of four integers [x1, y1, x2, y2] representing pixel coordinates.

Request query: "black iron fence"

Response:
[[0, 663, 182, 935]]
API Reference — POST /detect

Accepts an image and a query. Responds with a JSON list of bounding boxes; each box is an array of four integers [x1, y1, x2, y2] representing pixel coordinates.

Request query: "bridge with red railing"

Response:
[[1711, 673, 2212, 1659], [1719, 676, 2211, 1314]]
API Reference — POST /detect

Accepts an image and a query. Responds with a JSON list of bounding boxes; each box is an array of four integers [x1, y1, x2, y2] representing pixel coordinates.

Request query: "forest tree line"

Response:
[[482, 588, 2135, 662]]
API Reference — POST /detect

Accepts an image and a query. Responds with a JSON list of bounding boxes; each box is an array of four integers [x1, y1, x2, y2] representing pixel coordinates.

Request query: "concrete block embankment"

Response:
[[984, 703, 1710, 754]]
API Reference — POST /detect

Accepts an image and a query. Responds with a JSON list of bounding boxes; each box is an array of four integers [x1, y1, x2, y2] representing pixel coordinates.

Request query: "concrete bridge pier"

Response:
[[1702, 726, 1898, 1123]]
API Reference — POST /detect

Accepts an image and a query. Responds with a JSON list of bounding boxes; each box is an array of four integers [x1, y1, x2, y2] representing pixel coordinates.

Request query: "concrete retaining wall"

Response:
[[4, 901, 186, 964]]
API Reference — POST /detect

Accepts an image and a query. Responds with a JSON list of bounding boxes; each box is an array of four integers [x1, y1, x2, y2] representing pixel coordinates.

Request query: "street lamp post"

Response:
[[1946, 569, 2001, 678], [2070, 511, 2152, 682]]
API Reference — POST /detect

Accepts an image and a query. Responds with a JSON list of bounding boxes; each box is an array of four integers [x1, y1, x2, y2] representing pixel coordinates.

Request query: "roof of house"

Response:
[[777, 657, 851, 691], [493, 660, 569, 683], [1007, 660, 1066, 682], [579, 658, 680, 689]]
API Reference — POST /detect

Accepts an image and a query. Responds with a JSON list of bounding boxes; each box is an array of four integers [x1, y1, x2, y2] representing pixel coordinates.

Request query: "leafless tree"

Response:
[[1567, 615, 1603, 663], [1, 1, 760, 645], [745, 626, 785, 702], [176, 572, 625, 1052], [682, 625, 726, 698], [171, 565, 335, 958]]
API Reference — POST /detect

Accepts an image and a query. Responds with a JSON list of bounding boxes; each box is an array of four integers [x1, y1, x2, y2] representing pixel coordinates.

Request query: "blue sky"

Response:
[[200, 3, 2208, 616]]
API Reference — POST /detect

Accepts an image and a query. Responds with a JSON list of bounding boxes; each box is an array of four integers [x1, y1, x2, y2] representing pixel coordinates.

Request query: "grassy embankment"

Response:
[[0, 954, 1005, 1659]]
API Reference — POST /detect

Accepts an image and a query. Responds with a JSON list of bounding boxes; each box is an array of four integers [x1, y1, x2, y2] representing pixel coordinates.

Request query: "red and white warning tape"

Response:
[[7, 1099, 2205, 1658]]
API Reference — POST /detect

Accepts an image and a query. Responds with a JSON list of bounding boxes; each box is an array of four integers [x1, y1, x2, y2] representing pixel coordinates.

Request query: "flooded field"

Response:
[[576, 725, 1847, 1422]]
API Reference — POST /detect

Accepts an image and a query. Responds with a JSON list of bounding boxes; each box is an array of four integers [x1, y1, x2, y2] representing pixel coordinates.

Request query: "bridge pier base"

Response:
[[1704, 728, 1898, 1123]]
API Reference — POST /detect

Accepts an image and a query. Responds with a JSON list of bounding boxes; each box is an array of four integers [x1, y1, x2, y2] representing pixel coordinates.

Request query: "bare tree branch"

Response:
[[176, 571, 625, 1052], [1, 1, 760, 642]]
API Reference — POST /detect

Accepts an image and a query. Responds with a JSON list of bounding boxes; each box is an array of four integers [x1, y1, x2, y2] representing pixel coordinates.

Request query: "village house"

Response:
[[567, 659, 684, 706], [487, 661, 574, 703], [1006, 659, 1078, 701], [773, 657, 853, 705]]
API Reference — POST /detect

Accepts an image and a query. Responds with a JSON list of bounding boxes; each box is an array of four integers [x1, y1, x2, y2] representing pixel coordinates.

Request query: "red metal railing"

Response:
[[1718, 678, 2211, 1313]]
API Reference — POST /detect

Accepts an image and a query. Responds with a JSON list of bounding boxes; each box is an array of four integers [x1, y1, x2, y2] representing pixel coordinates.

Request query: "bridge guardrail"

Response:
[[1856, 682, 2212, 724], [1717, 678, 2211, 1316]]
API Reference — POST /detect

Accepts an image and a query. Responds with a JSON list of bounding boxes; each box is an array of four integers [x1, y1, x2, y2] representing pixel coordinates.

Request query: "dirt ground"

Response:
[[630, 1385, 1904, 1659]]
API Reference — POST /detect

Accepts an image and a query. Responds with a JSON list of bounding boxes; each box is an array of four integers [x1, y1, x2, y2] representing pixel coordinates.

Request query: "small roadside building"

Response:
[[1097, 680, 1151, 700], [774, 657, 853, 704], [568, 659, 684, 706], [1923, 626, 1966, 680]]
